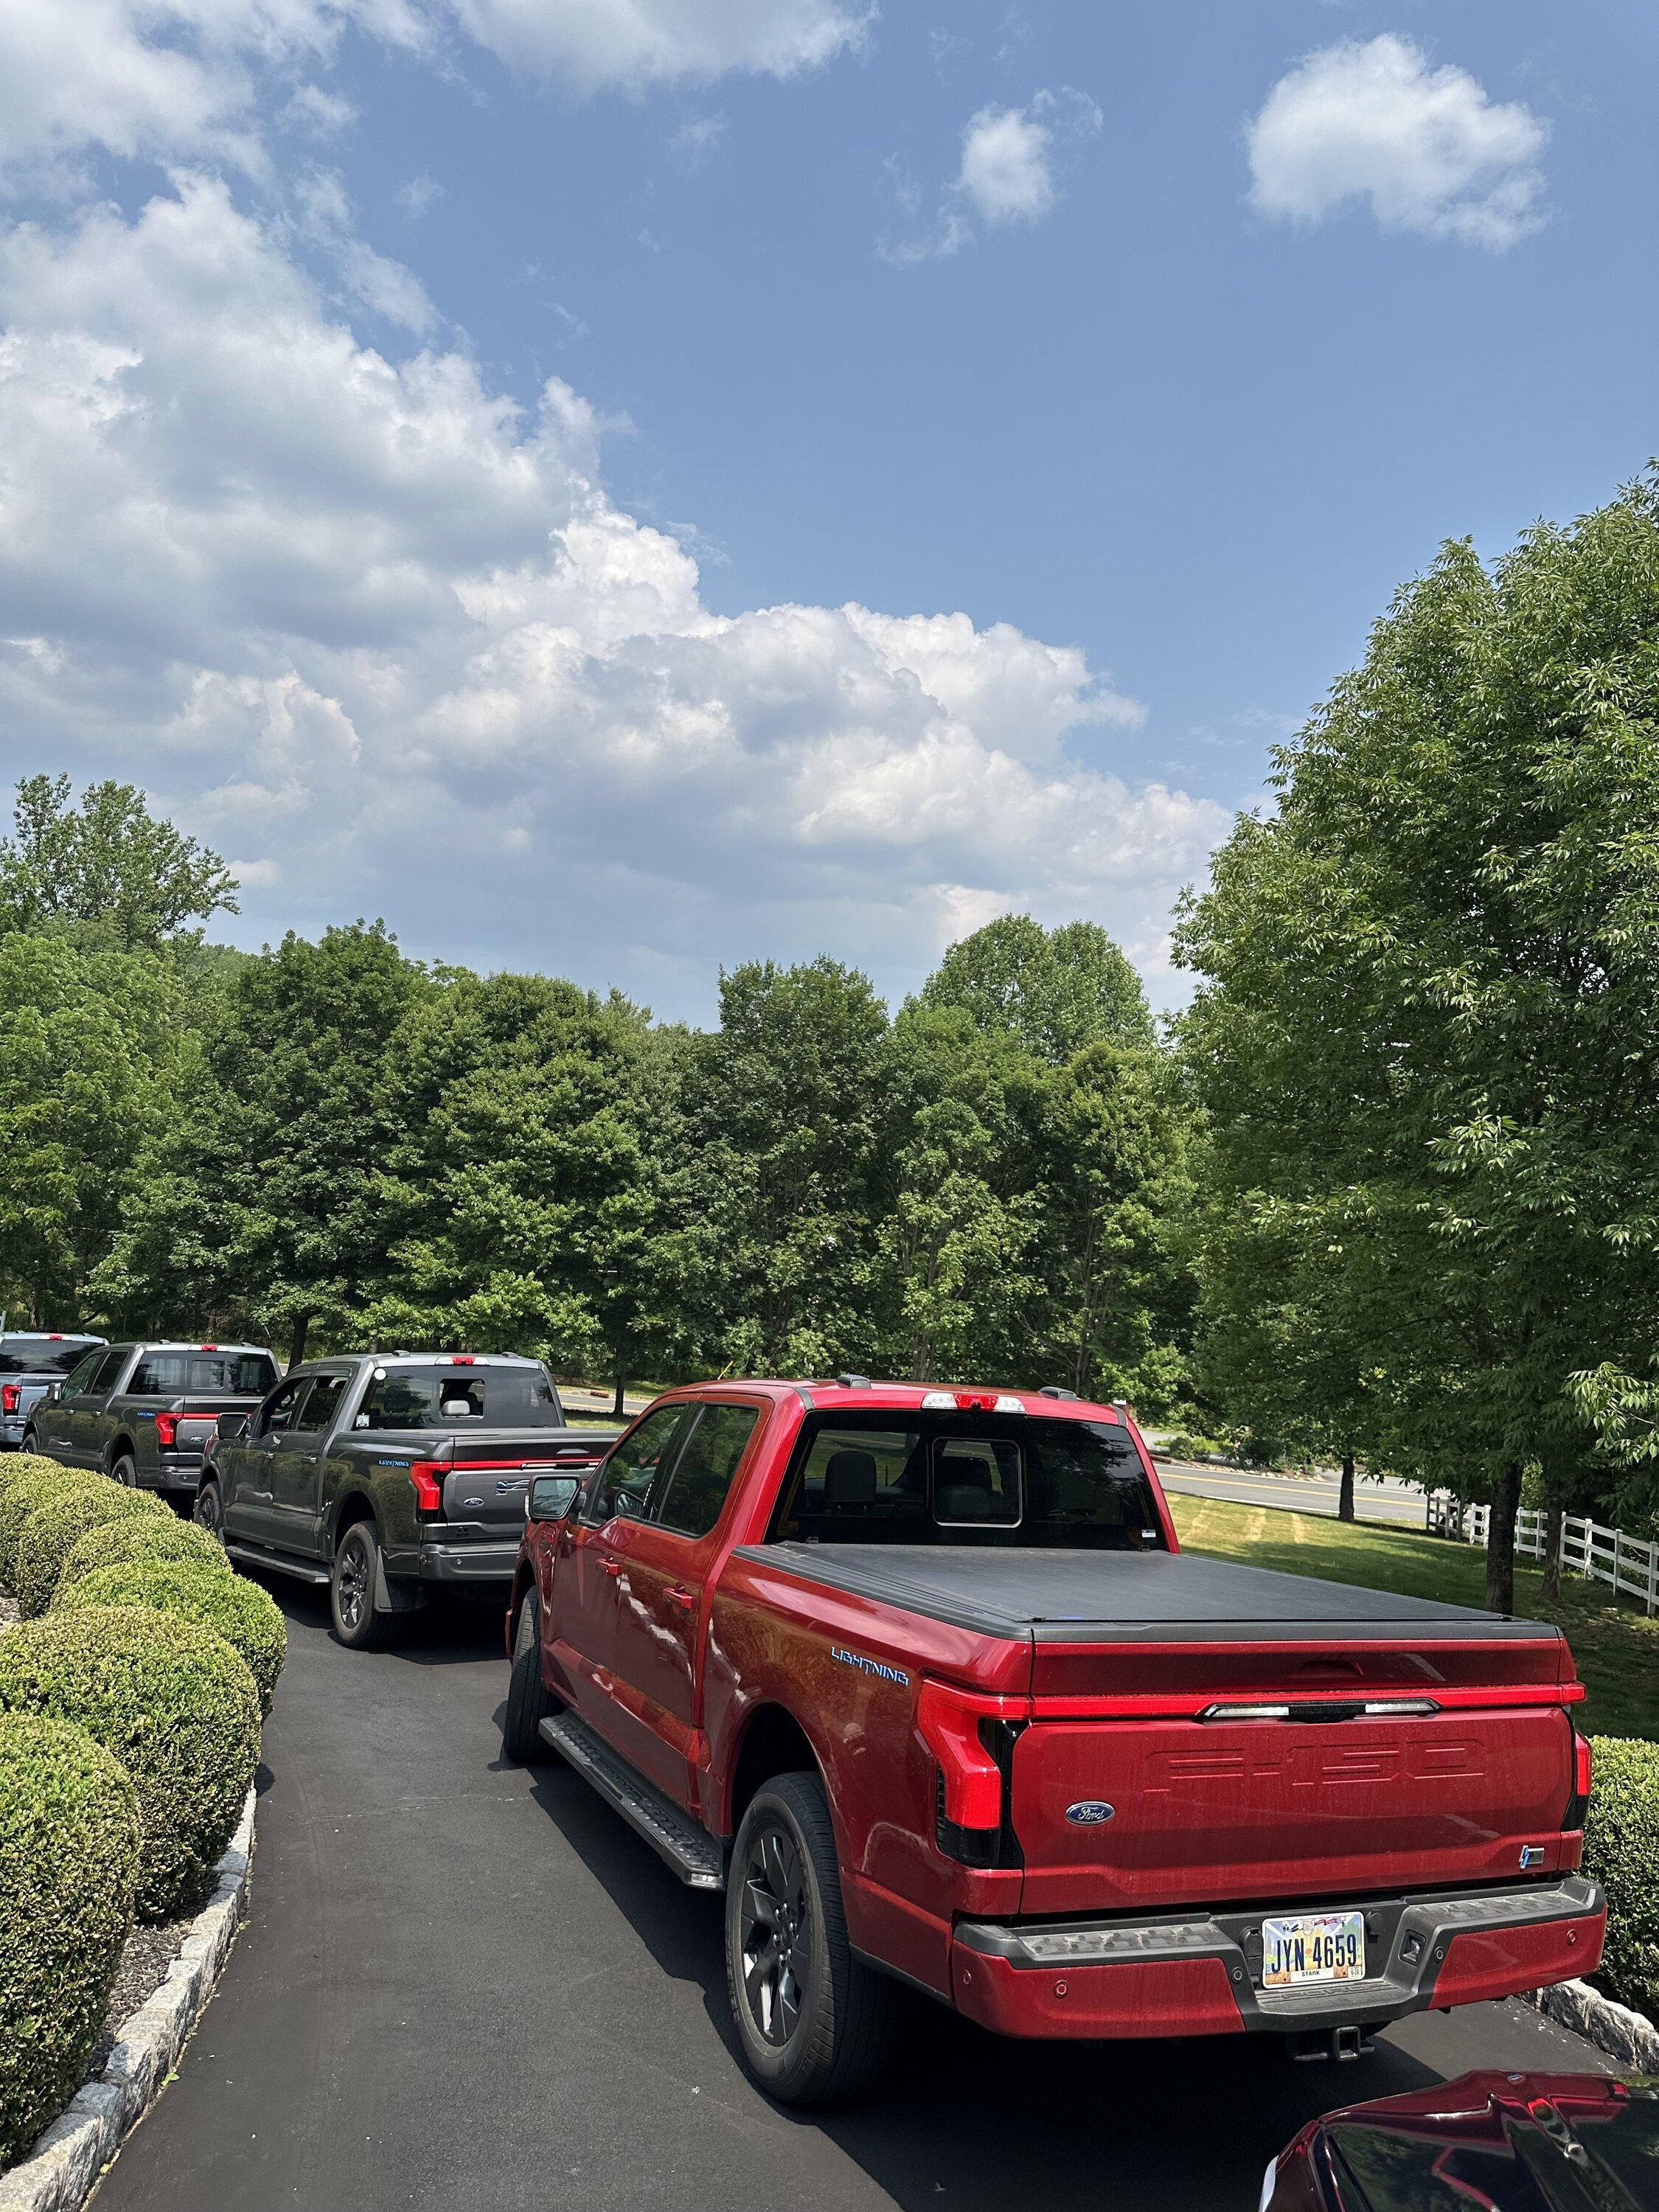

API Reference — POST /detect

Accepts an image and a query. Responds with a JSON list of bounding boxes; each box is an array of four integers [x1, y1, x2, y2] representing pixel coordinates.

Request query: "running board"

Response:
[[540, 1713, 726, 1891], [223, 1540, 330, 1587]]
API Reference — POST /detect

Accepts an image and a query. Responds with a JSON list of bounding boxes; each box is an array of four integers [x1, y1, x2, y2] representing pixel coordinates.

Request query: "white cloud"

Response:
[[672, 114, 728, 167], [1248, 35, 1548, 249], [885, 88, 1101, 263], [448, 0, 869, 90], [0, 179, 1221, 1007]]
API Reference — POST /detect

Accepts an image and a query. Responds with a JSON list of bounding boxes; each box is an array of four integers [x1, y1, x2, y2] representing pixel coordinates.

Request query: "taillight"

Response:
[[156, 1412, 178, 1448], [917, 1680, 1026, 1867], [409, 1462, 445, 1512], [1565, 1730, 1593, 1830], [1, 1384, 18, 1415]]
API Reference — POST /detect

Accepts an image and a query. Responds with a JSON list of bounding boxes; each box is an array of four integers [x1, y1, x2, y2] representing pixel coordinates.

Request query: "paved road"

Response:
[[94, 1583, 1607, 2212], [1158, 1463, 1433, 1529]]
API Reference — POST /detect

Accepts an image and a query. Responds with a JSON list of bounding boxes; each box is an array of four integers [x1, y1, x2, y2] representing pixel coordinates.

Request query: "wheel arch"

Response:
[[724, 1701, 827, 1837], [105, 1434, 137, 1472], [331, 1487, 378, 1548]]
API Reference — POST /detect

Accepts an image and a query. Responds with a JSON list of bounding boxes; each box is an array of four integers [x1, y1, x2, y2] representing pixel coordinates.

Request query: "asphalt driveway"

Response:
[[91, 1583, 1611, 2212]]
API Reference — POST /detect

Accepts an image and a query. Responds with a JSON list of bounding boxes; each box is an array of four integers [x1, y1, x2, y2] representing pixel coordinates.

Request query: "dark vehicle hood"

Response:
[[1301, 2070, 1659, 2212]]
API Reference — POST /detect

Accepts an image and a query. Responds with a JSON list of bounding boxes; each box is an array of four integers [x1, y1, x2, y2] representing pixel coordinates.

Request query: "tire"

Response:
[[500, 1587, 561, 1764], [109, 1453, 137, 1487], [330, 1519, 394, 1651], [726, 1771, 901, 2107], [193, 1477, 226, 1545], [21, 1430, 38, 1455]]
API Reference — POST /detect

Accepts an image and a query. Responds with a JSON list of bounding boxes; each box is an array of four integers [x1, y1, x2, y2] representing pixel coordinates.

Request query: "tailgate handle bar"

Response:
[[1197, 1698, 1441, 1724]]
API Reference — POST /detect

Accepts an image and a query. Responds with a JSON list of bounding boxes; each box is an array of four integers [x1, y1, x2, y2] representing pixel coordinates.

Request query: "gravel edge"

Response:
[[1520, 1978, 1659, 2072], [0, 1787, 258, 2212]]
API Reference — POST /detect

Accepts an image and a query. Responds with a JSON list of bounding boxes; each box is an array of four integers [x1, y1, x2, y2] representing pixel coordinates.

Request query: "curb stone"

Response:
[[0, 1787, 257, 2212], [1522, 1979, 1659, 2072]]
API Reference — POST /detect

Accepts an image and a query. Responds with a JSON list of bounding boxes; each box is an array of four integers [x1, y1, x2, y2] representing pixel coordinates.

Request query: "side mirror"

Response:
[[218, 1412, 249, 1442], [526, 1473, 581, 1525]]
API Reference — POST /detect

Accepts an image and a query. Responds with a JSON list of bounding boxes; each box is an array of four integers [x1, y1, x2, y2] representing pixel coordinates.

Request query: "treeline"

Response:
[[7, 473, 1659, 1606], [0, 779, 1192, 1417]]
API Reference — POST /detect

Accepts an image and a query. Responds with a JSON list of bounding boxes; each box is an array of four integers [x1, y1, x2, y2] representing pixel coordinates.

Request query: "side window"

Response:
[[931, 1437, 1021, 1526], [86, 1348, 129, 1395], [253, 1376, 311, 1439], [60, 1350, 103, 1396], [655, 1405, 759, 1539], [296, 1375, 347, 1436], [585, 1406, 691, 1526]]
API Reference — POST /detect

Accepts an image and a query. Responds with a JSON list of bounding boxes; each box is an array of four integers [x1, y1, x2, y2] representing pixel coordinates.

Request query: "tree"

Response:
[[673, 959, 889, 1375], [1178, 477, 1659, 1609], [914, 915, 1155, 1060], [0, 775, 237, 946], [101, 924, 428, 1357]]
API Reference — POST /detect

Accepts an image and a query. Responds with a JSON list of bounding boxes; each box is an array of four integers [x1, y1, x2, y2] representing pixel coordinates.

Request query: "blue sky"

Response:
[[1, 2, 1654, 1017]]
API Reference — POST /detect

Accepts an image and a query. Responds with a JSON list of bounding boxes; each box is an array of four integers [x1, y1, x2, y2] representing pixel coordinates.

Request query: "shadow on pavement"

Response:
[[519, 1746, 1444, 2212]]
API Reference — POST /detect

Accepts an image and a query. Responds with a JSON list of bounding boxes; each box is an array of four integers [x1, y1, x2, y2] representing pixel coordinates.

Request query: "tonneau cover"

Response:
[[742, 1543, 1554, 1643]]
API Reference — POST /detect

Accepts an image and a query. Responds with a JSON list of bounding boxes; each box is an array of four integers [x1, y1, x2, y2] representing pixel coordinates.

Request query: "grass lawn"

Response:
[[1169, 1493, 1659, 1745]]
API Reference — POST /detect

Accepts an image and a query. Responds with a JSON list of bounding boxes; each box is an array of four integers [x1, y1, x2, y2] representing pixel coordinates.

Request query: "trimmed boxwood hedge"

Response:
[[56, 1562, 287, 1717], [1584, 1734, 1659, 2025], [0, 1468, 102, 1596], [0, 1608, 260, 1922], [0, 1451, 70, 1500], [14, 1485, 173, 1620], [0, 1711, 139, 2167], [57, 1512, 229, 1593]]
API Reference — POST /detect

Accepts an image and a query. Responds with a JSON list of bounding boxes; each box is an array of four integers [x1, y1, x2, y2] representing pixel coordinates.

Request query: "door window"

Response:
[[296, 1374, 347, 1436], [655, 1405, 759, 1539], [253, 1376, 312, 1439], [584, 1406, 691, 1526], [85, 1347, 130, 1395], [59, 1349, 105, 1396], [129, 1349, 278, 1395]]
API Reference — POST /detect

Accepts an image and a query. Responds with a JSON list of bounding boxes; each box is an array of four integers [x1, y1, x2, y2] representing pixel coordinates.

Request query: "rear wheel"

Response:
[[109, 1453, 137, 1487], [193, 1477, 226, 1545], [501, 1587, 561, 1763], [21, 1430, 39, 1455], [330, 1519, 394, 1651], [726, 1772, 901, 2107]]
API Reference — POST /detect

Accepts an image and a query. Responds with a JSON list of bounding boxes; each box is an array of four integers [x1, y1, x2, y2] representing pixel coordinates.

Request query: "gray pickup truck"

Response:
[[197, 1352, 611, 1649], [1, 1332, 106, 1449], [24, 1339, 280, 1495]]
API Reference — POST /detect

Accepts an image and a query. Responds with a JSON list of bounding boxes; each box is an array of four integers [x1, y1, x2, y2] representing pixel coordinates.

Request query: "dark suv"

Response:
[[25, 1340, 281, 1496]]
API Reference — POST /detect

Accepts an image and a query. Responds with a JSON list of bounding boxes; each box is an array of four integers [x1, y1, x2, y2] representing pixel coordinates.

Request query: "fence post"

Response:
[[1614, 1526, 1624, 1601]]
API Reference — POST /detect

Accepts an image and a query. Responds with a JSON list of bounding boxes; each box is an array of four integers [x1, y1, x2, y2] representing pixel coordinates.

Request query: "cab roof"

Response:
[[661, 1378, 1127, 1423]]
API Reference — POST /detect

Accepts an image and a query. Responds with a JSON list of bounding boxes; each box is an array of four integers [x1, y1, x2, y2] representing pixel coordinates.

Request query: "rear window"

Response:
[[129, 1351, 278, 1396], [0, 1339, 101, 1375], [354, 1364, 562, 1431], [768, 1413, 1166, 1551]]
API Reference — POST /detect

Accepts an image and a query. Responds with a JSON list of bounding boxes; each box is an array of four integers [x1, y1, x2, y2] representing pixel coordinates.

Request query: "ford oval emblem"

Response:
[[1065, 1801, 1115, 1826]]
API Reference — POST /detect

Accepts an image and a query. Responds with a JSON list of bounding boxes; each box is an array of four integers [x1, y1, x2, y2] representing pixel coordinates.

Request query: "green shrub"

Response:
[[57, 1564, 287, 1717], [0, 1609, 260, 1922], [0, 1469, 102, 1596], [0, 1712, 139, 2166], [57, 1512, 229, 1594], [14, 1486, 172, 1620], [1584, 1734, 1659, 2025], [0, 1452, 70, 1500]]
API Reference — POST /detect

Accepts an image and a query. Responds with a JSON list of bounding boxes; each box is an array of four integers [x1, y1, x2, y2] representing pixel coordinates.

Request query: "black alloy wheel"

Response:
[[330, 1520, 391, 1650], [724, 1772, 900, 2107], [109, 1453, 137, 1487], [500, 1587, 562, 1763], [193, 1477, 226, 1544]]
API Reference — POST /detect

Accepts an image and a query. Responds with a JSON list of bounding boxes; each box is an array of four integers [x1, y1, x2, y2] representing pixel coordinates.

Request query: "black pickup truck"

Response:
[[198, 1352, 611, 1647], [24, 1339, 280, 1495]]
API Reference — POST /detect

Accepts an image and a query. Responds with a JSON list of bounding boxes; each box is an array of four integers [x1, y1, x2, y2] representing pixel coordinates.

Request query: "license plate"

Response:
[[1261, 1910, 1366, 1987]]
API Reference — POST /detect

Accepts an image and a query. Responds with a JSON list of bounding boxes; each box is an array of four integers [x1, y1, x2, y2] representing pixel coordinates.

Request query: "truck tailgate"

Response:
[[435, 1430, 606, 1529]]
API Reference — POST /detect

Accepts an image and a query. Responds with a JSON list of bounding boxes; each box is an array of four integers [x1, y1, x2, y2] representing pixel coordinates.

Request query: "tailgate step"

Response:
[[540, 1713, 725, 1891]]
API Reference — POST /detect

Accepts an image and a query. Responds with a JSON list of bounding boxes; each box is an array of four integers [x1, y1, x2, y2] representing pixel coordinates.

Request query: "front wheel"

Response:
[[330, 1520, 394, 1650], [193, 1477, 226, 1545], [725, 1772, 901, 2107], [500, 1587, 561, 1763]]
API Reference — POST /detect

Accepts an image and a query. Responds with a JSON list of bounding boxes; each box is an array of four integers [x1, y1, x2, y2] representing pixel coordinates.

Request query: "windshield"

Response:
[[354, 1364, 563, 1430], [128, 1351, 278, 1395], [0, 1338, 102, 1376], [767, 1413, 1167, 1551]]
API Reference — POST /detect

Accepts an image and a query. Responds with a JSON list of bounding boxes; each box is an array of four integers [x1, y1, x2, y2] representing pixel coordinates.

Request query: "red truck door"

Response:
[[552, 1405, 692, 1726], [594, 1399, 762, 1808]]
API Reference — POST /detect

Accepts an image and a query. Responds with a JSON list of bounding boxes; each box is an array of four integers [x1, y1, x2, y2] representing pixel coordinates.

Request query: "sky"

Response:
[[0, 2, 1654, 1020]]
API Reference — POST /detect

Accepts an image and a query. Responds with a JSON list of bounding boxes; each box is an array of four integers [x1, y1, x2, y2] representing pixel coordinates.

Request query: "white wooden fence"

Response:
[[1426, 1492, 1659, 1615]]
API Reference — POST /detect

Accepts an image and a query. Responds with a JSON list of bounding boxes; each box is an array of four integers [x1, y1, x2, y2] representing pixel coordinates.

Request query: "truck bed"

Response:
[[742, 1542, 1553, 1642]]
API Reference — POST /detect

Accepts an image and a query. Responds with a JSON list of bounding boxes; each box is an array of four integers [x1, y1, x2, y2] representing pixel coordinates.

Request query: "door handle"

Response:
[[667, 1587, 697, 1611], [601, 1559, 624, 1579]]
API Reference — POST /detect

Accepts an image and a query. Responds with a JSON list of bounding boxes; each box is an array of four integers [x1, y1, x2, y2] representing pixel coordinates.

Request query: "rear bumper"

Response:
[[389, 1538, 519, 1586], [950, 1874, 1605, 2042], [0, 1420, 27, 1447], [136, 1451, 205, 1497]]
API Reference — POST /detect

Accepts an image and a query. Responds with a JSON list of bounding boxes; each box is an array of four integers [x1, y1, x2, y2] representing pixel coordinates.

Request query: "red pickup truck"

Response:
[[503, 1380, 1604, 2105]]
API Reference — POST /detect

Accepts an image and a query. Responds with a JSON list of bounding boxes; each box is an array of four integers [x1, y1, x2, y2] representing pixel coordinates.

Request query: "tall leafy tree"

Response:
[[915, 914, 1154, 1059], [0, 775, 237, 946], [1178, 478, 1659, 1607]]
